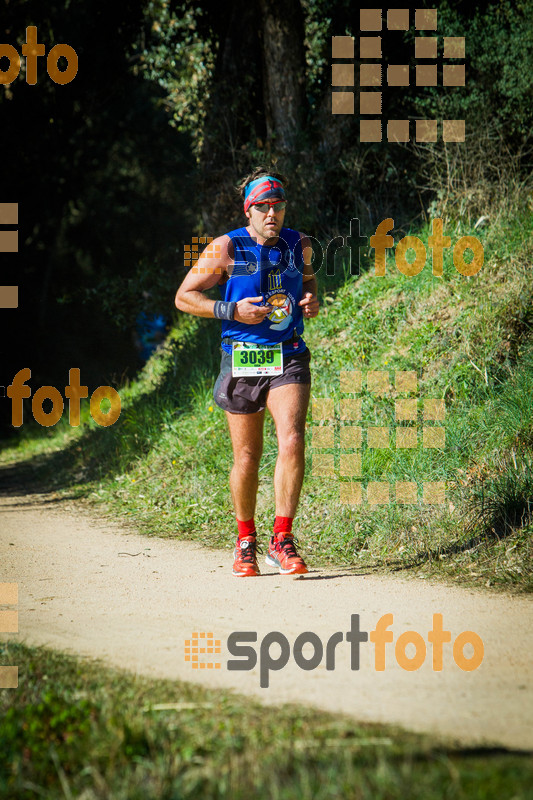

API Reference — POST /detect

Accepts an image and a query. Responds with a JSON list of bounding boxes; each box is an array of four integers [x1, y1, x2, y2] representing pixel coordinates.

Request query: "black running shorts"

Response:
[[213, 348, 312, 414]]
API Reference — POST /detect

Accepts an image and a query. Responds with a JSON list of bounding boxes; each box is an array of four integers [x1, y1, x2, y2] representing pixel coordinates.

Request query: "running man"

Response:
[[175, 167, 319, 576]]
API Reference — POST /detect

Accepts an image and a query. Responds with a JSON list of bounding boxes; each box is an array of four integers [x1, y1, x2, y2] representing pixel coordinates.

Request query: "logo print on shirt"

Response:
[[268, 270, 283, 291], [266, 291, 293, 331]]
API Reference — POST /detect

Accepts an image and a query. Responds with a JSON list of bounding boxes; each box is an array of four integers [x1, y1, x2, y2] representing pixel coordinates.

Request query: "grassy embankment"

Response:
[[1, 210, 532, 592], [1, 640, 532, 799], [2, 211, 533, 798]]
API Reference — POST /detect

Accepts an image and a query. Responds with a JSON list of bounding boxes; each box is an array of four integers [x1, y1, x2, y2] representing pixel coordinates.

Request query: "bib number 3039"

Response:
[[232, 342, 284, 377]]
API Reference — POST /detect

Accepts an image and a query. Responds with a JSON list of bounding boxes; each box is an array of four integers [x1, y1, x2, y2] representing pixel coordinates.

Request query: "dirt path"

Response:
[[1, 482, 532, 751]]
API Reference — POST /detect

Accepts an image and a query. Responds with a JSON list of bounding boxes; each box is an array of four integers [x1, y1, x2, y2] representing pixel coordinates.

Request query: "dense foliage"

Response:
[[0, 0, 531, 399]]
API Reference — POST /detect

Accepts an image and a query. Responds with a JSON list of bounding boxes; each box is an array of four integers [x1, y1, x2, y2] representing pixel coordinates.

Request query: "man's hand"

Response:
[[234, 296, 272, 325], [299, 291, 319, 319]]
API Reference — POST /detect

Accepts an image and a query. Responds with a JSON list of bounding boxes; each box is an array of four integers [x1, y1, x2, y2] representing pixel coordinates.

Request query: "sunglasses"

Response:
[[252, 201, 287, 213]]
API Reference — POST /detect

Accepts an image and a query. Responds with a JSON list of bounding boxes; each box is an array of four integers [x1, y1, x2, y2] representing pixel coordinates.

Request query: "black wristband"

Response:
[[213, 300, 237, 321]]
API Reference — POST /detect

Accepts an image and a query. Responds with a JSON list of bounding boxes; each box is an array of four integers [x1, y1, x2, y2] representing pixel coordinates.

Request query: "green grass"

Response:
[[1, 208, 532, 591], [1, 641, 532, 799]]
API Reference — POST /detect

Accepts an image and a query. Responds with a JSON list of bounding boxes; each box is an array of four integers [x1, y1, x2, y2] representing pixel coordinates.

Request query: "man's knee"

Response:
[[278, 430, 305, 459], [233, 446, 262, 472]]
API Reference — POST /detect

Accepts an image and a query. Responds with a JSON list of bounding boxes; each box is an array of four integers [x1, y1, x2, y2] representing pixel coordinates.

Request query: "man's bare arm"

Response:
[[175, 235, 271, 325]]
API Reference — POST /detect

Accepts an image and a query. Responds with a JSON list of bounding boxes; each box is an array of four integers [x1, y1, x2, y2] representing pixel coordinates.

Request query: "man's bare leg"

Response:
[[225, 409, 265, 520], [265, 383, 310, 517]]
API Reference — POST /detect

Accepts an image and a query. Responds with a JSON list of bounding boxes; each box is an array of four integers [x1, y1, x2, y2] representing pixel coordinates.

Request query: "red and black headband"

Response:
[[243, 176, 286, 212]]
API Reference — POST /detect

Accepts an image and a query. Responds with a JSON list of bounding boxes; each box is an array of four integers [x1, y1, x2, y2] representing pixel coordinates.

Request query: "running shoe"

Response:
[[232, 535, 261, 577], [265, 533, 308, 575]]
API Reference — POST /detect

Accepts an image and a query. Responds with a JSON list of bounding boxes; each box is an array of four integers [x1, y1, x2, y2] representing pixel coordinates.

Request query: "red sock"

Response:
[[273, 516, 293, 536], [237, 518, 256, 538]]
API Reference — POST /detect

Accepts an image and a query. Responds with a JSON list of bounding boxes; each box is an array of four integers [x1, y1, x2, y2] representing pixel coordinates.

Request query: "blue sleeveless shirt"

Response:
[[219, 226, 307, 355]]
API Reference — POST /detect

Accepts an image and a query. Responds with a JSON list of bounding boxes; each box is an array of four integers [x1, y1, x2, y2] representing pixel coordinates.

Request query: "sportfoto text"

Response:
[[0, 26, 78, 85], [192, 217, 484, 278], [227, 614, 484, 688], [6, 368, 121, 428]]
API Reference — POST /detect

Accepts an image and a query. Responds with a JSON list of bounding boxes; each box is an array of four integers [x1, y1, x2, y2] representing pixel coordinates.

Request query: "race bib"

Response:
[[232, 342, 284, 377]]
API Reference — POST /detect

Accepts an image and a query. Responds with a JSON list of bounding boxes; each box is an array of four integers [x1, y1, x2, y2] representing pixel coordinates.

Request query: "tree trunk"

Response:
[[196, 0, 266, 230], [258, 0, 307, 152]]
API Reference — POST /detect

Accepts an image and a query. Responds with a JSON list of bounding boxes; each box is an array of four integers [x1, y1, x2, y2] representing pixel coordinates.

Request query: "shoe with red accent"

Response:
[[265, 533, 308, 575], [232, 535, 261, 577]]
